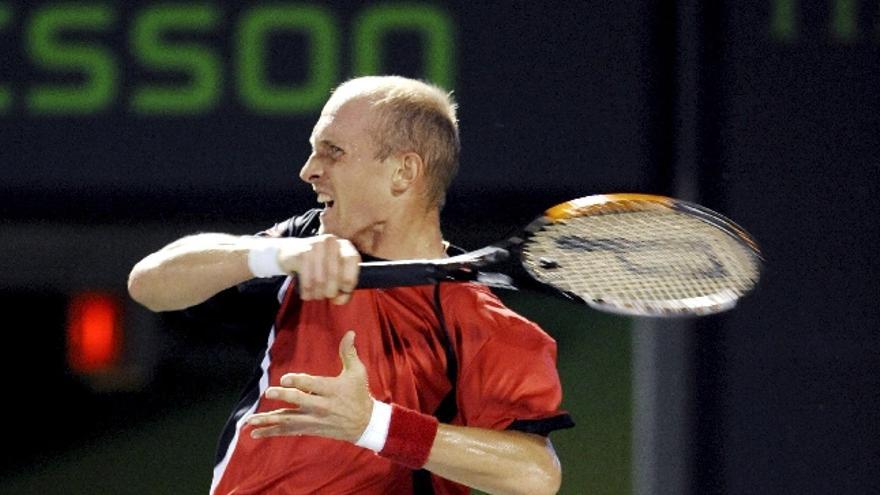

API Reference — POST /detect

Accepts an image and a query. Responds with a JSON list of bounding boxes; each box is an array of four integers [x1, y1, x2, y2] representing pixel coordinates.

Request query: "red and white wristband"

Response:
[[355, 399, 439, 469]]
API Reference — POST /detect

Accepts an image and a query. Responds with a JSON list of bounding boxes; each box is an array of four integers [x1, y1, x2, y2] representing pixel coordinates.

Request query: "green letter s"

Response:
[[130, 4, 222, 115], [26, 4, 117, 115]]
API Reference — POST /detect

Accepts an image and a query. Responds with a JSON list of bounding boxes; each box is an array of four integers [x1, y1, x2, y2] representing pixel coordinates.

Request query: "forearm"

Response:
[[423, 424, 562, 495], [128, 233, 260, 312]]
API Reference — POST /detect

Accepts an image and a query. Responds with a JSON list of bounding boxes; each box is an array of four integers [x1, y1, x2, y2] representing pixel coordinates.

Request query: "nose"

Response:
[[299, 153, 322, 184]]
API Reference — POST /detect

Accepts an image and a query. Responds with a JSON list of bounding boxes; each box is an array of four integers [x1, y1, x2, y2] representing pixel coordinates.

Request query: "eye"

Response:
[[329, 144, 344, 157]]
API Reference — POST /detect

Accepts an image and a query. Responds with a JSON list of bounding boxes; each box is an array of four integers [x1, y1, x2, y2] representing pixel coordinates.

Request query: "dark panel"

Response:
[[696, 1, 880, 493], [1, 2, 656, 223]]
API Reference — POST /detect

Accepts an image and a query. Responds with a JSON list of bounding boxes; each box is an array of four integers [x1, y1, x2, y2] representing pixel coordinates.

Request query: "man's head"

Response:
[[324, 76, 460, 209], [300, 76, 459, 246]]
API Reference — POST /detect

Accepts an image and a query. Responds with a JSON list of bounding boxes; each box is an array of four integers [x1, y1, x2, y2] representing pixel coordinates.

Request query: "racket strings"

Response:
[[522, 209, 761, 315]]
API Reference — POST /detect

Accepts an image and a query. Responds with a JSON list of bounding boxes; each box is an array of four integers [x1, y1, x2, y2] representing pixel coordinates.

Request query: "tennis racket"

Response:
[[356, 193, 763, 317]]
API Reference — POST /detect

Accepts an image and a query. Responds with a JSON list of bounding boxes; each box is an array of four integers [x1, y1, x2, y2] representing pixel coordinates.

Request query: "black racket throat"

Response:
[[356, 245, 516, 289]]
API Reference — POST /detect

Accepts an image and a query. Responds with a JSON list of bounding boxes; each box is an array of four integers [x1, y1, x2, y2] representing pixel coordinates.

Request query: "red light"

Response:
[[67, 292, 122, 373]]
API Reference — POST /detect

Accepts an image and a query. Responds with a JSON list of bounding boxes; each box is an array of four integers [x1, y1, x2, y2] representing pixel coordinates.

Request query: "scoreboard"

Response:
[[0, 1, 657, 221], [0, 3, 454, 116]]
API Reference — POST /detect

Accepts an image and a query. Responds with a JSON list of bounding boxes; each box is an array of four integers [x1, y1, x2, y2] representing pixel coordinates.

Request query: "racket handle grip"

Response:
[[356, 263, 445, 289]]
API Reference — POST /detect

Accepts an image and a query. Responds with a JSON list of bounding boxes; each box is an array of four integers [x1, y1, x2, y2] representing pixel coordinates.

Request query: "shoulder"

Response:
[[257, 209, 322, 238], [440, 282, 554, 346], [442, 283, 566, 426]]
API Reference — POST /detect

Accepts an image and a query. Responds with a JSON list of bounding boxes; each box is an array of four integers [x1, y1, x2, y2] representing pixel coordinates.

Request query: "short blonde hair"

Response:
[[329, 76, 460, 208]]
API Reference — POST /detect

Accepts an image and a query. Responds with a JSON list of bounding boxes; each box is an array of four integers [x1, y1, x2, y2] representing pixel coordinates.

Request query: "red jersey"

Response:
[[211, 280, 571, 495]]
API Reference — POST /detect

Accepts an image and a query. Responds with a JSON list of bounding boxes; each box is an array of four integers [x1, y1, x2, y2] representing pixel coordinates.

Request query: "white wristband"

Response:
[[355, 399, 392, 452], [247, 244, 285, 278]]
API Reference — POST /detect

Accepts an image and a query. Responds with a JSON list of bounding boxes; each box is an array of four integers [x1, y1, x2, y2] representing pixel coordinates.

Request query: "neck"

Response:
[[353, 205, 446, 260]]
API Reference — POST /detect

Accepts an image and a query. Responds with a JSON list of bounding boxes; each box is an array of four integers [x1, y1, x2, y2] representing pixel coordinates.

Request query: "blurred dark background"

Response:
[[1, 1, 877, 494]]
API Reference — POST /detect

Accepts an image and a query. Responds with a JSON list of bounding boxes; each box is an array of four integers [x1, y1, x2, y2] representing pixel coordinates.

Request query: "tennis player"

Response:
[[128, 76, 573, 495]]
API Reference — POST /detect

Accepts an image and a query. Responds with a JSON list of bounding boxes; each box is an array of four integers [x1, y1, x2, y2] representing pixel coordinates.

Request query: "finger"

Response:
[[338, 330, 364, 374], [310, 238, 329, 300], [340, 240, 360, 290], [332, 241, 360, 305], [247, 408, 303, 425], [248, 410, 323, 438], [309, 236, 327, 300], [298, 249, 313, 300], [280, 372, 333, 396], [265, 386, 324, 409], [251, 424, 289, 439], [250, 419, 314, 439], [331, 292, 352, 305], [323, 237, 340, 299]]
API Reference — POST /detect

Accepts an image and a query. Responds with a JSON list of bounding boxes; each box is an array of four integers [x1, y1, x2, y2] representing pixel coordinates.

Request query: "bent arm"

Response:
[[425, 425, 562, 495], [128, 233, 361, 312], [127, 233, 258, 312], [249, 333, 563, 495]]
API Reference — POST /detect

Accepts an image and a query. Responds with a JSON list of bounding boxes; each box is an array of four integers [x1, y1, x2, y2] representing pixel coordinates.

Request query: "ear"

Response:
[[390, 152, 424, 195]]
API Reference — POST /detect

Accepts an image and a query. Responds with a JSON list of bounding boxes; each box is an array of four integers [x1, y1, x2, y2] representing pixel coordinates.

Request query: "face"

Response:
[[299, 96, 396, 242]]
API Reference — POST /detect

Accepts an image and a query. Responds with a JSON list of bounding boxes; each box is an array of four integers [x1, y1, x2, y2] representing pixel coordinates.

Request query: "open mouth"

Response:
[[317, 193, 335, 209]]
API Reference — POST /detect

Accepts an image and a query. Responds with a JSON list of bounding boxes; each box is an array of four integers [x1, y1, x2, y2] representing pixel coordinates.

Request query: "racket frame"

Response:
[[519, 194, 763, 317]]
